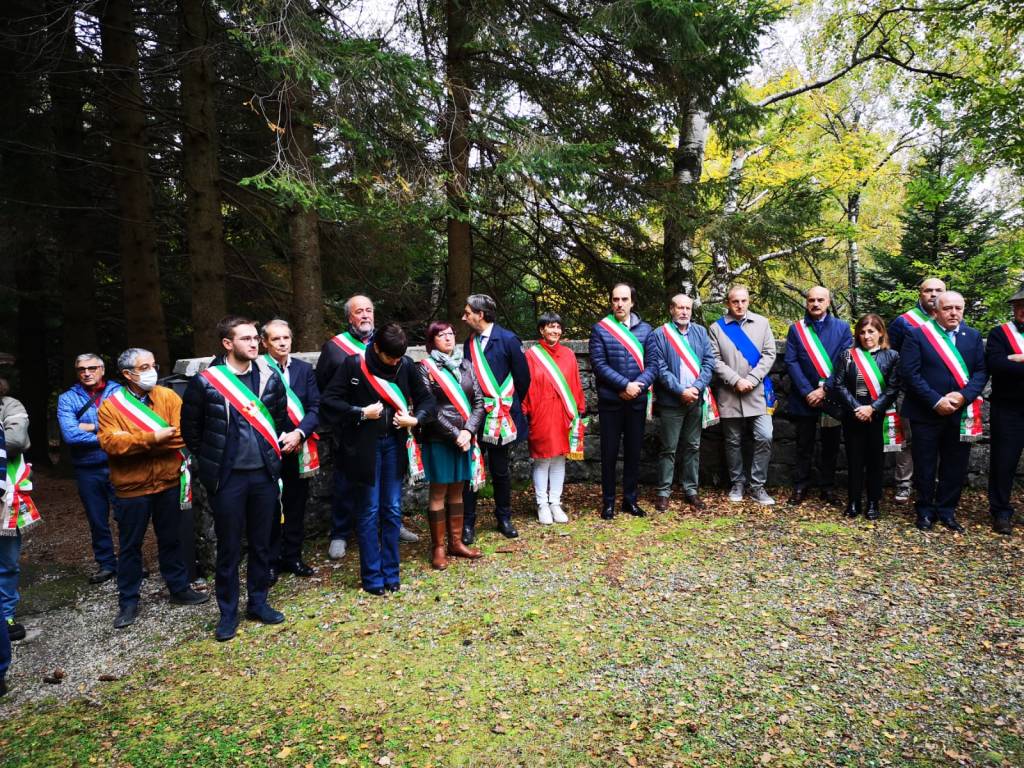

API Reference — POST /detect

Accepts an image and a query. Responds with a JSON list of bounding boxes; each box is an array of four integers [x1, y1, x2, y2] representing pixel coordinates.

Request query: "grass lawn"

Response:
[[2, 488, 1022, 767]]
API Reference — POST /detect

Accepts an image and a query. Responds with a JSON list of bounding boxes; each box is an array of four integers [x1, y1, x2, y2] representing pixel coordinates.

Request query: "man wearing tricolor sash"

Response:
[[0, 382, 33, 643], [985, 287, 1024, 535], [709, 285, 778, 506], [461, 294, 531, 542], [182, 317, 290, 641], [316, 294, 376, 561], [590, 283, 656, 520], [783, 286, 852, 506], [900, 292, 988, 533], [644, 294, 717, 512], [99, 348, 209, 629], [887, 277, 946, 503]]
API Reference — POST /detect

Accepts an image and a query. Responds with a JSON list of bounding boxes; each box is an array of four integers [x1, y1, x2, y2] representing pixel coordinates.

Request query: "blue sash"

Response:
[[716, 317, 776, 414]]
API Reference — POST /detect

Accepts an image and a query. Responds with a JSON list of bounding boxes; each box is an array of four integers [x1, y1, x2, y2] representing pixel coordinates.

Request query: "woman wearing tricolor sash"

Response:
[[321, 323, 434, 595], [824, 315, 901, 521], [522, 312, 587, 525], [416, 322, 485, 569]]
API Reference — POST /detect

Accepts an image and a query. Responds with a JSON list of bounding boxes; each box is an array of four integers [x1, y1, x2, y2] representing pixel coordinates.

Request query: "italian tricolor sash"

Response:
[[108, 389, 194, 508], [359, 357, 425, 482], [919, 322, 984, 441], [793, 319, 834, 381], [261, 355, 320, 477], [851, 348, 904, 453], [201, 365, 283, 457], [1000, 322, 1024, 354], [901, 306, 930, 328], [661, 323, 719, 428], [421, 358, 486, 488], [2, 453, 42, 535], [330, 331, 367, 358], [469, 336, 518, 444], [597, 315, 652, 419], [526, 345, 587, 460]]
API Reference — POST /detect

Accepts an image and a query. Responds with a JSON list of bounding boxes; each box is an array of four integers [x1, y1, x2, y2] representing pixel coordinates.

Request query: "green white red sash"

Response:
[[2, 453, 42, 534], [359, 357, 425, 481], [261, 355, 320, 477], [526, 345, 588, 460], [330, 331, 367, 358], [901, 306, 930, 328], [793, 319, 834, 381], [469, 336, 518, 444], [1000, 322, 1024, 354], [201, 365, 283, 457], [421, 358, 486, 488], [919, 321, 984, 441], [660, 323, 719, 428], [597, 315, 652, 419], [851, 348, 904, 453], [108, 389, 194, 508]]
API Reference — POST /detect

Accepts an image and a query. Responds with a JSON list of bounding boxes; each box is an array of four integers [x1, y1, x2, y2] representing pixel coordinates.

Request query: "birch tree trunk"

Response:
[[662, 100, 708, 301]]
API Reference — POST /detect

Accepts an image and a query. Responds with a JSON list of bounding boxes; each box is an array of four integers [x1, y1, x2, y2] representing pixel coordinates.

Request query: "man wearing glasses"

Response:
[[57, 354, 121, 584]]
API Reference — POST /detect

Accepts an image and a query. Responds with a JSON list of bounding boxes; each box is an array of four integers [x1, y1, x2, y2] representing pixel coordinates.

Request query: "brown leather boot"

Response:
[[447, 502, 482, 559], [427, 507, 448, 570]]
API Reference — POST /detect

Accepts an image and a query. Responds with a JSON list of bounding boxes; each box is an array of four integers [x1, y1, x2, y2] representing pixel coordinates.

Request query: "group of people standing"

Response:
[[0, 280, 1018, 658]]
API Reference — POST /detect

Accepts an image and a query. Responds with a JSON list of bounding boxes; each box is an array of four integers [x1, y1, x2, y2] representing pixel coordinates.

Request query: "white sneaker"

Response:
[[550, 504, 569, 523], [399, 525, 420, 543], [328, 539, 347, 559], [749, 487, 776, 506], [728, 483, 745, 503], [537, 504, 554, 525]]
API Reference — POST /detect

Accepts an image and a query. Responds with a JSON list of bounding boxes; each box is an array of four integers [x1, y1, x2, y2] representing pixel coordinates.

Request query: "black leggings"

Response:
[[842, 414, 884, 504]]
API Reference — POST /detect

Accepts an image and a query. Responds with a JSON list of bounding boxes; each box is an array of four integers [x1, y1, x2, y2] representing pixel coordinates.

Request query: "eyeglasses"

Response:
[[76, 365, 102, 373]]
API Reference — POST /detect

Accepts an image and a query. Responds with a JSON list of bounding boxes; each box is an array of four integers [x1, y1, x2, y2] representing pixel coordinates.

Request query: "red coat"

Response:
[[522, 341, 586, 459]]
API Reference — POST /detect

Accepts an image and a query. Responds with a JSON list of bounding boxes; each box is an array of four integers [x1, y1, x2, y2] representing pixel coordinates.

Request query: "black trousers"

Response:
[[910, 416, 972, 523], [988, 403, 1024, 520], [841, 415, 884, 504], [270, 455, 309, 563], [792, 414, 840, 491], [464, 441, 512, 526], [209, 469, 278, 620], [599, 404, 645, 506], [113, 485, 190, 609]]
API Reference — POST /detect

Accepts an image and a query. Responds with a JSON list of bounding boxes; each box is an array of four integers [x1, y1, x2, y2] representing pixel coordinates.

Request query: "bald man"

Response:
[[900, 291, 988, 533], [783, 287, 852, 506], [888, 277, 946, 502]]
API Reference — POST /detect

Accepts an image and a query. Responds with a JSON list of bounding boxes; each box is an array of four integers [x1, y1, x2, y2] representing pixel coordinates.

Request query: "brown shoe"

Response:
[[684, 494, 705, 510], [655, 496, 670, 512], [427, 508, 448, 570], [446, 502, 482, 559]]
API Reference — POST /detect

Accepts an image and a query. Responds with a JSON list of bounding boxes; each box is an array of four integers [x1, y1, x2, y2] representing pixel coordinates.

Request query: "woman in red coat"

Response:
[[522, 312, 586, 525]]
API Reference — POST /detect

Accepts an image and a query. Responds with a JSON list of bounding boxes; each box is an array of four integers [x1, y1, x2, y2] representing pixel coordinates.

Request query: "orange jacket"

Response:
[[98, 385, 187, 498]]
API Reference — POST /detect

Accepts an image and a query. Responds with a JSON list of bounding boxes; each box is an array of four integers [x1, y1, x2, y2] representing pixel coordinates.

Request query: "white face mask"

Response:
[[136, 369, 159, 391]]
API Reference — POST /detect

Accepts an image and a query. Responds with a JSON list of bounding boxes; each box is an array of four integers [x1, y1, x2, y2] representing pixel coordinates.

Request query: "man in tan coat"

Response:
[[708, 286, 777, 505]]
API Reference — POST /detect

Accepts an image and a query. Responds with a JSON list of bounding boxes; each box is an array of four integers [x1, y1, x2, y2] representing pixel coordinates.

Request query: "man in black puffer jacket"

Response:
[[181, 316, 289, 642]]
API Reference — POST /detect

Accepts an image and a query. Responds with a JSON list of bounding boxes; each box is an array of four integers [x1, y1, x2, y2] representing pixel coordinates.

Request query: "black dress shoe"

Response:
[[278, 559, 315, 577], [939, 517, 965, 534], [6, 620, 25, 642], [215, 616, 238, 642], [915, 516, 934, 531], [113, 604, 138, 629], [89, 568, 116, 585], [385, 583, 400, 593], [496, 518, 519, 538], [864, 501, 881, 521], [364, 586, 386, 597], [170, 588, 210, 606], [600, 504, 616, 520], [843, 500, 861, 518], [623, 502, 646, 517], [788, 488, 807, 506], [993, 517, 1013, 535], [461, 523, 476, 546], [246, 604, 285, 624]]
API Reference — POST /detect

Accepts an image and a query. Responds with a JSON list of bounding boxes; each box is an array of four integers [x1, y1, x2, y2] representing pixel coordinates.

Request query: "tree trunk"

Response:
[[846, 190, 861, 316], [662, 100, 708, 301], [99, 0, 170, 366], [444, 0, 474, 335], [179, 0, 226, 356], [286, 78, 326, 349]]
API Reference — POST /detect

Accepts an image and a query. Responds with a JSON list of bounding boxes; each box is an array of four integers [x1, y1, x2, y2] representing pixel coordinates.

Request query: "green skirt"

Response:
[[421, 440, 472, 484]]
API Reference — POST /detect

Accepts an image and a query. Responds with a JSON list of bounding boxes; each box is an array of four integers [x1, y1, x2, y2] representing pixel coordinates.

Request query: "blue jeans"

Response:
[[355, 434, 403, 591], [330, 468, 353, 541], [74, 465, 118, 571], [0, 531, 22, 621], [114, 487, 190, 609]]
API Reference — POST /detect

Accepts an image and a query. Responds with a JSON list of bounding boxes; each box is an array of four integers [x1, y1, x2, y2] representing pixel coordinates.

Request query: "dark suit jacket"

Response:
[[784, 313, 853, 417], [899, 323, 988, 423], [986, 324, 1024, 409], [276, 356, 320, 436], [462, 323, 531, 440]]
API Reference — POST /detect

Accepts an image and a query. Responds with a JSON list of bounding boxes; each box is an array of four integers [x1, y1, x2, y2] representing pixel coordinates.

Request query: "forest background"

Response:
[[0, 0, 1022, 461]]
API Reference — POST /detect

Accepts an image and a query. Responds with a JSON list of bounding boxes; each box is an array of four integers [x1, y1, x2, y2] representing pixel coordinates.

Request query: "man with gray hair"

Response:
[[98, 348, 208, 628], [57, 353, 121, 583]]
